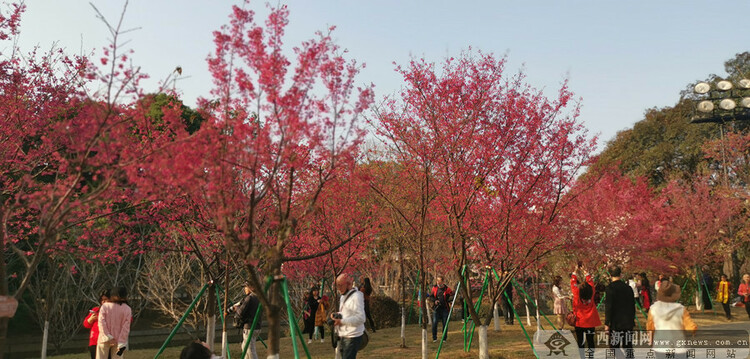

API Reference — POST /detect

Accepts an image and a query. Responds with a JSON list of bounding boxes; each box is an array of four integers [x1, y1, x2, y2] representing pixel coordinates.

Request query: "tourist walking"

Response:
[[429, 275, 453, 342], [360, 277, 377, 333], [627, 275, 639, 304], [716, 274, 732, 320], [638, 273, 651, 311], [551, 275, 570, 329], [232, 282, 261, 359], [738, 274, 750, 319], [604, 266, 635, 357], [332, 273, 366, 359], [84, 290, 110, 359], [97, 286, 131, 359], [304, 287, 320, 343], [647, 281, 697, 359], [700, 268, 714, 310], [314, 294, 329, 342]]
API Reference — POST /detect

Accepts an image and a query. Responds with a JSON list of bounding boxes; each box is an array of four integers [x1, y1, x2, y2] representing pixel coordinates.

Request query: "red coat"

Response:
[[83, 306, 100, 346], [571, 274, 602, 328]]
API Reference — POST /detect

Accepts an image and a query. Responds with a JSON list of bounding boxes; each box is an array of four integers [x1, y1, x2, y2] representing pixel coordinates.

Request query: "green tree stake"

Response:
[[679, 280, 689, 306], [698, 269, 717, 317], [504, 289, 539, 359], [282, 277, 311, 359], [241, 277, 274, 359], [408, 270, 420, 324], [215, 285, 232, 359], [462, 300, 468, 350], [435, 276, 463, 359], [596, 293, 606, 310], [240, 304, 264, 358], [433, 266, 466, 359], [154, 282, 209, 359], [511, 279, 558, 332]]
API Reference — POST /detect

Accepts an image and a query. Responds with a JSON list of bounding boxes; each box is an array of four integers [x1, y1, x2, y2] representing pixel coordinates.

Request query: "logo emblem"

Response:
[[544, 331, 571, 356]]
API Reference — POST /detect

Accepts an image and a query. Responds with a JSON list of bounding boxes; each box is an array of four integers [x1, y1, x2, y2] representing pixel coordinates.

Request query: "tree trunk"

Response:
[[265, 280, 283, 358], [400, 245, 406, 348], [478, 325, 489, 359], [41, 320, 49, 359], [206, 283, 216, 350], [421, 328, 429, 359], [524, 293, 531, 326], [493, 302, 500, 331], [401, 307, 406, 348]]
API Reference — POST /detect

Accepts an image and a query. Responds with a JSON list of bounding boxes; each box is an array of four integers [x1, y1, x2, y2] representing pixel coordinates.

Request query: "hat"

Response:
[[656, 281, 681, 302]]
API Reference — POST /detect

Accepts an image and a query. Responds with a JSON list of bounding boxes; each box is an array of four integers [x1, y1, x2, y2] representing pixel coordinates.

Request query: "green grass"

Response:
[[48, 323, 536, 359], [47, 308, 749, 359]]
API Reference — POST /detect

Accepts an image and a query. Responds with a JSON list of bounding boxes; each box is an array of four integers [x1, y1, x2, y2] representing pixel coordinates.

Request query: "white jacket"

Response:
[[337, 288, 366, 338]]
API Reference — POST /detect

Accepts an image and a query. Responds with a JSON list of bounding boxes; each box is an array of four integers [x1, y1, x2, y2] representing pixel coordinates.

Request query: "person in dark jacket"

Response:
[[360, 277, 376, 333], [701, 269, 714, 311], [232, 282, 261, 359], [502, 271, 514, 325], [604, 266, 635, 357], [428, 275, 453, 342], [303, 287, 320, 343]]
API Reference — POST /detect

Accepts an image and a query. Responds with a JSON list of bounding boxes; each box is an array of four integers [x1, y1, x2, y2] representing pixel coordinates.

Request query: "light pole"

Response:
[[691, 78, 750, 289], [692, 79, 750, 185]]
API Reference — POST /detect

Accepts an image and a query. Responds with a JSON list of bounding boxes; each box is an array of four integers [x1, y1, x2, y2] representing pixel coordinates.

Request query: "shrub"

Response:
[[369, 295, 400, 329]]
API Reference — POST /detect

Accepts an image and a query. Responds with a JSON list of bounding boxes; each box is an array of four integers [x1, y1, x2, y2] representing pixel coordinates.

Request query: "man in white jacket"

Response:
[[331, 274, 366, 359]]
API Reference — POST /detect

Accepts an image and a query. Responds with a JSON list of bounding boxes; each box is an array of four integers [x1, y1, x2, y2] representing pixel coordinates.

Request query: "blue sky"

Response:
[[15, 1, 750, 148]]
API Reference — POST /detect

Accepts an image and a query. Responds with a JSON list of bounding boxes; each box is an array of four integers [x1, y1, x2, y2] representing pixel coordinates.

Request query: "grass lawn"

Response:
[[47, 308, 749, 359], [48, 322, 538, 359]]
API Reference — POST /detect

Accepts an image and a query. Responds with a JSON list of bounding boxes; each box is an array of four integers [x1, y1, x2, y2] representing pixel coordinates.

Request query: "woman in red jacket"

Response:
[[83, 290, 110, 359], [571, 266, 601, 354]]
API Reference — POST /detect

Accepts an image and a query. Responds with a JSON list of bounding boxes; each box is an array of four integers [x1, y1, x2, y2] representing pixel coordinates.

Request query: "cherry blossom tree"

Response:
[[0, 1, 187, 352], [138, 2, 374, 356], [377, 51, 595, 358]]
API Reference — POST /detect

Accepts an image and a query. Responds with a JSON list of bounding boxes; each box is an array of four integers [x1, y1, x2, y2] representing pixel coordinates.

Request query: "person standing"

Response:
[[84, 290, 110, 359], [700, 268, 714, 311], [654, 274, 665, 293], [97, 287, 131, 359], [627, 275, 639, 306], [331, 273, 366, 359], [360, 277, 377, 333], [314, 295, 329, 343], [604, 266, 635, 357], [638, 273, 651, 311], [647, 281, 697, 358], [304, 287, 320, 343], [428, 275, 454, 342], [232, 282, 261, 359], [716, 274, 732, 320], [551, 276, 570, 329], [502, 272, 514, 325], [737, 274, 750, 320], [571, 264, 601, 354]]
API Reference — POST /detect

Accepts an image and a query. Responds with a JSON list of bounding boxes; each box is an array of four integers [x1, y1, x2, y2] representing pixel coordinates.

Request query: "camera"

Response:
[[327, 312, 342, 326]]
